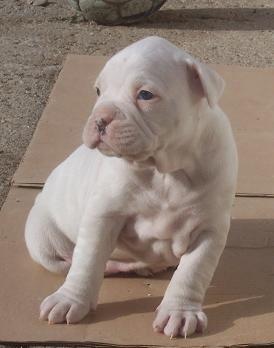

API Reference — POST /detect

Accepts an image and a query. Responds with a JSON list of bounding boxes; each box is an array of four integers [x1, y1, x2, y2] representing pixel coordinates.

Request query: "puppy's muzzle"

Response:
[[83, 104, 123, 148], [83, 102, 157, 159]]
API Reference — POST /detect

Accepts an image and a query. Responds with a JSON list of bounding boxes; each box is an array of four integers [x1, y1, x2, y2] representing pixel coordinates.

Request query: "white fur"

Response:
[[25, 37, 238, 337]]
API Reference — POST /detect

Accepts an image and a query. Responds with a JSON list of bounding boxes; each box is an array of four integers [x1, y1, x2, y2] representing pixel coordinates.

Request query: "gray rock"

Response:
[[68, 0, 167, 25]]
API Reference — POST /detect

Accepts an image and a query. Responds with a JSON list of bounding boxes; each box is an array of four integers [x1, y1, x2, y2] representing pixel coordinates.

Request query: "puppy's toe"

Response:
[[180, 312, 198, 338], [40, 293, 60, 321], [48, 302, 71, 324], [153, 306, 207, 338], [40, 291, 90, 324], [195, 310, 208, 333], [163, 311, 186, 338], [66, 303, 90, 324], [153, 309, 170, 333]]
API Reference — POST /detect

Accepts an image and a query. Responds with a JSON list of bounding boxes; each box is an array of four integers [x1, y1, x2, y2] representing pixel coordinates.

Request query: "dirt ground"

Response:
[[0, 0, 274, 208]]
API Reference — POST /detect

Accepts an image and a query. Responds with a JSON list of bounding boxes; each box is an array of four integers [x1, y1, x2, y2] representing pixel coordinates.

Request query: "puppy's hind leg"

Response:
[[105, 260, 168, 277], [25, 204, 74, 274]]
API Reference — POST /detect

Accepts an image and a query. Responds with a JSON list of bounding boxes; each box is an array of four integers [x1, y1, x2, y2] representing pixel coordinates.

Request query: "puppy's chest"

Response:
[[125, 177, 199, 242]]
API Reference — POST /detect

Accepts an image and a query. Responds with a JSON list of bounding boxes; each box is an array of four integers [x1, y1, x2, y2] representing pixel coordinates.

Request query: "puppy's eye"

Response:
[[137, 90, 154, 101], [96, 87, 100, 96]]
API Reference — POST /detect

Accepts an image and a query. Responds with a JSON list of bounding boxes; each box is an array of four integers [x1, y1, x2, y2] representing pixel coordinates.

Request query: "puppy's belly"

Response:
[[117, 214, 192, 267]]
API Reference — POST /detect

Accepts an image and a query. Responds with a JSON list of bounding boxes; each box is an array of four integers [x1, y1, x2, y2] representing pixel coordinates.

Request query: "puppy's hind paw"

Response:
[[153, 307, 207, 338]]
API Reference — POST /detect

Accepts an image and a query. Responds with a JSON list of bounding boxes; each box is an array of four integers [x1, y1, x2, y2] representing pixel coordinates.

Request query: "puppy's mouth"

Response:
[[96, 134, 151, 161], [96, 136, 122, 158]]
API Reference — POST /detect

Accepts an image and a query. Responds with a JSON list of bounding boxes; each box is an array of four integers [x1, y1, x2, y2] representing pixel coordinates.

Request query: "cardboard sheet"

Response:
[[1, 55, 274, 346], [1, 188, 274, 346], [13, 56, 274, 196]]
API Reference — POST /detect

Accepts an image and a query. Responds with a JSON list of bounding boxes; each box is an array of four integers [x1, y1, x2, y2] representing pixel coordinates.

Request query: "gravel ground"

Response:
[[1, 0, 274, 208]]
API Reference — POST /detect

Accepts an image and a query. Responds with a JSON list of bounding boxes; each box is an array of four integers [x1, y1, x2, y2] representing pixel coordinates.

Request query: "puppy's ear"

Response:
[[185, 59, 225, 108]]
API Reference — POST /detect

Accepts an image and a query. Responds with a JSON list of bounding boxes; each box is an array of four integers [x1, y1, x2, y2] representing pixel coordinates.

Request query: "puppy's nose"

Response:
[[95, 114, 113, 135]]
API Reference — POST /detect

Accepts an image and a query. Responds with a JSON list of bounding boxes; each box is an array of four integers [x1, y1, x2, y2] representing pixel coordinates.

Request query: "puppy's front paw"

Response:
[[40, 290, 90, 324], [153, 306, 207, 338]]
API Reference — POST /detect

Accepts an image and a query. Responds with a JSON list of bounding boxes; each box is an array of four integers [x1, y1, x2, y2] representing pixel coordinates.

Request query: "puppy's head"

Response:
[[83, 36, 225, 172]]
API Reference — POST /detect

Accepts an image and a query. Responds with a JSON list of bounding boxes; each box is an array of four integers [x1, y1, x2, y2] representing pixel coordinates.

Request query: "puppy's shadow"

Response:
[[83, 296, 162, 325], [81, 242, 274, 336], [203, 293, 274, 337], [81, 270, 173, 324], [81, 292, 273, 337]]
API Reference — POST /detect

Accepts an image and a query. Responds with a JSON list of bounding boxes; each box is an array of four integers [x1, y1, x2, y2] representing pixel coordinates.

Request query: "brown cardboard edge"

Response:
[[11, 183, 274, 198], [236, 193, 274, 198], [0, 342, 160, 348], [12, 183, 44, 188], [1, 341, 274, 348]]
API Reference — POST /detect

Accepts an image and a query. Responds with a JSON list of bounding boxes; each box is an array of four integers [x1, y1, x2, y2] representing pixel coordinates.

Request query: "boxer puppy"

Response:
[[25, 36, 238, 338]]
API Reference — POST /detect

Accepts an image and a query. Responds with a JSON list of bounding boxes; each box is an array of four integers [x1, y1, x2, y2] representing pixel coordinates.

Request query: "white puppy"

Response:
[[25, 36, 238, 338]]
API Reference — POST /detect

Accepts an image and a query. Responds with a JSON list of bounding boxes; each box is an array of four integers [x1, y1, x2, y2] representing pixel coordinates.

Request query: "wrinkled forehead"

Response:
[[96, 41, 184, 93]]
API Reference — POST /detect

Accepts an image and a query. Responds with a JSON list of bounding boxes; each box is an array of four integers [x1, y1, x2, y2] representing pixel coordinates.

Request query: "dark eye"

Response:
[[137, 90, 154, 100], [96, 87, 100, 96]]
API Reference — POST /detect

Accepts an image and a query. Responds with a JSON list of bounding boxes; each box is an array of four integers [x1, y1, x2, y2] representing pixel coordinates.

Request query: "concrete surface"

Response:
[[1, 0, 274, 208]]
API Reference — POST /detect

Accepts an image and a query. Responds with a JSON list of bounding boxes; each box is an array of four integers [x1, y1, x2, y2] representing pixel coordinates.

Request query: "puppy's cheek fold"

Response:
[[102, 121, 152, 156]]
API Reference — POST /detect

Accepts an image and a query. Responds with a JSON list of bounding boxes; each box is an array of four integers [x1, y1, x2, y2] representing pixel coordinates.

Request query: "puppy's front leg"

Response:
[[40, 212, 124, 324], [153, 225, 228, 338]]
